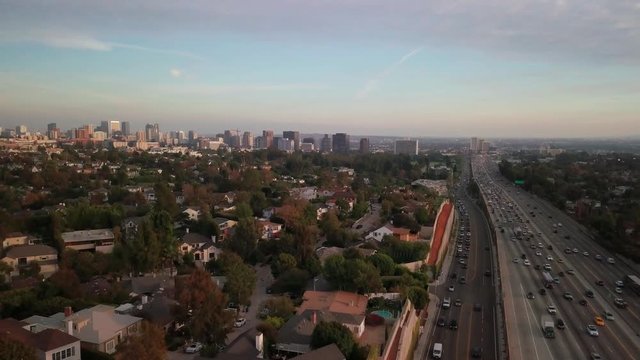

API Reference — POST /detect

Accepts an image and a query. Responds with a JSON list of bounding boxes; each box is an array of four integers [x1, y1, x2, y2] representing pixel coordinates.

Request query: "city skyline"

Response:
[[1, 1, 639, 138]]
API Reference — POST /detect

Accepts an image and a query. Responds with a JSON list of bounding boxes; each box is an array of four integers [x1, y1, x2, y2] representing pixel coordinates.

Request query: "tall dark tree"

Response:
[[116, 321, 167, 360], [226, 218, 259, 261]]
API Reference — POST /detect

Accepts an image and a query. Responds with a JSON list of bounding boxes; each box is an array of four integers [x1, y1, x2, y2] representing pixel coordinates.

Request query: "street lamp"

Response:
[[313, 277, 319, 291]]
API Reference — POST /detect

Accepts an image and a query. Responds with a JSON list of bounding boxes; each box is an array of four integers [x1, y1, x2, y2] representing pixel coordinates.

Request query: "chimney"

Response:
[[64, 306, 73, 317], [65, 320, 73, 336], [312, 311, 317, 325]]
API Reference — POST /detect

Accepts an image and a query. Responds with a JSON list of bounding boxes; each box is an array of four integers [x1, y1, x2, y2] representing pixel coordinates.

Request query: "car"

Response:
[[573, 248, 579, 253], [443, 297, 451, 309], [607, 257, 615, 264], [583, 251, 590, 256], [234, 318, 246, 328], [547, 255, 554, 261], [585, 290, 594, 298], [471, 347, 482, 358], [512, 258, 520, 264], [594, 316, 605, 326], [556, 318, 566, 329], [526, 292, 535, 299], [455, 298, 462, 307], [604, 311, 614, 321], [615, 287, 623, 294], [614, 298, 628, 308], [567, 269, 575, 275], [461, 263, 468, 269], [437, 318, 446, 327], [484, 270, 491, 277], [595, 254, 602, 261], [534, 264, 541, 270], [451, 272, 457, 279], [579, 299, 588, 306], [595, 280, 604, 286], [587, 325, 599, 336], [558, 271, 564, 277], [557, 258, 563, 263], [539, 288, 547, 296], [523, 259, 531, 266], [449, 319, 458, 330], [185, 342, 203, 354], [535, 251, 542, 256], [448, 285, 455, 292], [564, 248, 572, 254], [615, 280, 624, 287], [459, 276, 467, 284], [543, 264, 552, 271], [547, 304, 557, 314], [473, 303, 482, 312], [591, 353, 602, 360], [563, 292, 574, 301]]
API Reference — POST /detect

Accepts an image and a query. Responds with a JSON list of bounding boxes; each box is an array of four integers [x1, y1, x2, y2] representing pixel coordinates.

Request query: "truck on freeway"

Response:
[[541, 315, 555, 338]]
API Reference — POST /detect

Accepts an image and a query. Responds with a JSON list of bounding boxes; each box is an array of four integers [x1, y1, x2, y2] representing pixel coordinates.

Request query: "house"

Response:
[[61, 229, 115, 253], [315, 205, 329, 220], [178, 232, 222, 263], [0, 318, 81, 360], [182, 207, 202, 222], [133, 294, 178, 333], [289, 187, 318, 201], [88, 188, 109, 203], [262, 207, 277, 219], [1, 232, 32, 249], [256, 219, 283, 240], [1, 244, 59, 278], [297, 291, 367, 338], [213, 217, 237, 240], [291, 344, 346, 360], [22, 305, 143, 355], [365, 225, 417, 242]]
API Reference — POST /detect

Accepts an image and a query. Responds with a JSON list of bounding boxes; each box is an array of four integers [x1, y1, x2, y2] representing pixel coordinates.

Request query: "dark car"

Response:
[[484, 270, 491, 277], [471, 347, 482, 358], [585, 290, 594, 298], [596, 280, 604, 286], [437, 318, 446, 327], [539, 288, 547, 295], [534, 265, 541, 270], [579, 299, 588, 306], [556, 318, 566, 329], [527, 292, 535, 299], [451, 272, 458, 279], [459, 276, 467, 284], [449, 319, 458, 330]]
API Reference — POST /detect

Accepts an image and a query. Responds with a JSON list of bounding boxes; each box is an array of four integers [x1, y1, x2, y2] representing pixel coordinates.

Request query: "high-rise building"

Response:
[[302, 137, 316, 147], [254, 136, 266, 149], [121, 121, 131, 136], [320, 134, 332, 153], [470, 137, 478, 153], [394, 140, 419, 155], [263, 130, 274, 149], [15, 125, 27, 136], [100, 121, 109, 134], [283, 131, 300, 151], [109, 120, 121, 136], [47, 123, 59, 139], [47, 123, 57, 132], [188, 130, 198, 143], [242, 131, 254, 149], [481, 141, 490, 153], [136, 131, 146, 141], [359, 138, 370, 154], [145, 123, 160, 142], [300, 142, 314, 152], [332, 133, 350, 154], [178, 131, 186, 144]]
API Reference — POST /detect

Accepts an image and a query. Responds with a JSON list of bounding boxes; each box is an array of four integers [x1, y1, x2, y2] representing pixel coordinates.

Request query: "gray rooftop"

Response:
[[61, 229, 114, 243], [4, 244, 57, 259]]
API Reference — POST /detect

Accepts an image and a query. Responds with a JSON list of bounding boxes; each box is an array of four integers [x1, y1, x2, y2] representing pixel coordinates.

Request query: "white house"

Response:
[[182, 207, 202, 222], [365, 225, 395, 242]]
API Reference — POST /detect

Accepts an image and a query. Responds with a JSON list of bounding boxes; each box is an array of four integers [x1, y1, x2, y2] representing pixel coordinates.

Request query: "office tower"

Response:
[[145, 123, 160, 142], [224, 130, 232, 145], [92, 131, 107, 140], [109, 120, 121, 135], [121, 121, 131, 136], [359, 138, 370, 153], [136, 131, 146, 141], [47, 123, 59, 139], [283, 131, 300, 151], [481, 141, 490, 153], [178, 131, 186, 144], [302, 137, 316, 147], [332, 133, 350, 154], [242, 131, 254, 149], [394, 140, 419, 155], [470, 137, 478, 153], [262, 130, 274, 149], [300, 142, 314, 152], [188, 130, 198, 143], [254, 136, 266, 149], [15, 125, 27, 136], [47, 123, 57, 132], [477, 139, 485, 154], [99, 120, 109, 134], [320, 134, 332, 153]]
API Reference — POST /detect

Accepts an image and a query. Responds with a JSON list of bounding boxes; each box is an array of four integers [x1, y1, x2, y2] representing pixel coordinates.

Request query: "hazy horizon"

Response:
[[1, 1, 639, 138]]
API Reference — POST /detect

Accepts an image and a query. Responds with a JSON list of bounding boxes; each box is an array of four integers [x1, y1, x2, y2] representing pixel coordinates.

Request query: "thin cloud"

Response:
[[164, 83, 327, 95], [0, 31, 203, 60], [170, 68, 184, 78], [356, 47, 423, 99]]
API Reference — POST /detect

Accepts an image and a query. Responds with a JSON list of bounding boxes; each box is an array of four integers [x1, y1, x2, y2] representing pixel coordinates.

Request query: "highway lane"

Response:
[[474, 155, 640, 359], [424, 174, 498, 359]]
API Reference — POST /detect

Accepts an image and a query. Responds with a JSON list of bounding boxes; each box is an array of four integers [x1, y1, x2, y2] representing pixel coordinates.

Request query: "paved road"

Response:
[[424, 169, 498, 359], [473, 155, 640, 360]]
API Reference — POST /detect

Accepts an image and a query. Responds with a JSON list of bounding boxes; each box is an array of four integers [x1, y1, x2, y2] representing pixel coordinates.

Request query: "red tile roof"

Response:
[[426, 202, 453, 266], [0, 318, 79, 352]]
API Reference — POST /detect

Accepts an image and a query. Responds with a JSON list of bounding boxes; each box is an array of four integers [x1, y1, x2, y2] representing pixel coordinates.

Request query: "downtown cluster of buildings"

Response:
[[470, 137, 491, 154], [1, 122, 423, 155]]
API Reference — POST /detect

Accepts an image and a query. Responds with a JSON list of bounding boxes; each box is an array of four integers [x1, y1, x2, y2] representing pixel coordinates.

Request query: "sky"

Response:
[[0, 0, 639, 138]]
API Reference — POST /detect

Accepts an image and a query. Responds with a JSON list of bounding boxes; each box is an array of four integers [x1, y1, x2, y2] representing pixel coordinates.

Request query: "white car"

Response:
[[615, 287, 623, 294], [587, 325, 599, 337], [185, 342, 203, 354], [547, 304, 557, 314], [583, 252, 590, 257], [615, 280, 624, 287], [512, 258, 520, 264], [607, 258, 616, 264], [535, 251, 542, 256], [547, 255, 554, 261], [234, 317, 247, 328], [448, 285, 455, 292], [604, 311, 614, 321], [523, 259, 531, 266]]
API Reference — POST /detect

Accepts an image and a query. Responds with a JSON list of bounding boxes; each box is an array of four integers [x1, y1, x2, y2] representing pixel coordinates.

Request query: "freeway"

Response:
[[473, 155, 640, 360], [424, 169, 498, 359]]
